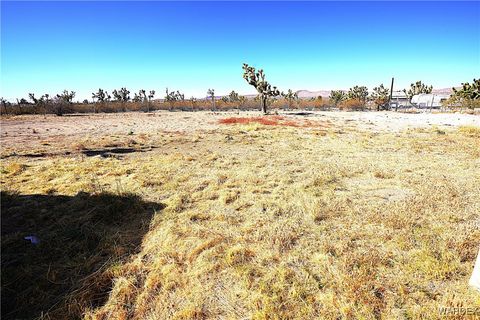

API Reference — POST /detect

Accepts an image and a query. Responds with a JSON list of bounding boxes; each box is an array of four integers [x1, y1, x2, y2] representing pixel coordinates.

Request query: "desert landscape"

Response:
[[1, 111, 479, 319], [2, 1, 479, 319]]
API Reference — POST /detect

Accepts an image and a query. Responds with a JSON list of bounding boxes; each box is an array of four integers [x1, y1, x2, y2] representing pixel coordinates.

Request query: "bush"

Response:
[[339, 98, 365, 111]]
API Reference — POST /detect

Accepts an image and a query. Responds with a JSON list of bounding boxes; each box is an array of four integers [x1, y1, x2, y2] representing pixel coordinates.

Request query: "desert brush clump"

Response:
[[1, 115, 479, 319]]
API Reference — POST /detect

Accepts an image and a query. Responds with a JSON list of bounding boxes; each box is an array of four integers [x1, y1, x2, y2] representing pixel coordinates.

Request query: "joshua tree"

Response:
[[329, 90, 346, 107], [29, 93, 41, 113], [54, 90, 75, 116], [238, 95, 247, 106], [92, 88, 109, 113], [28, 93, 38, 105], [1, 98, 10, 114], [112, 90, 121, 102], [16, 98, 29, 114], [112, 87, 130, 112], [347, 86, 369, 104], [136, 89, 152, 111], [242, 63, 280, 114], [228, 90, 240, 103], [190, 96, 197, 110], [29, 93, 51, 114], [370, 84, 390, 111], [55, 90, 75, 103], [450, 78, 480, 109], [132, 93, 142, 103], [165, 88, 185, 110], [403, 81, 433, 100], [207, 89, 215, 110], [281, 89, 298, 109], [147, 90, 155, 112], [133, 89, 147, 109]]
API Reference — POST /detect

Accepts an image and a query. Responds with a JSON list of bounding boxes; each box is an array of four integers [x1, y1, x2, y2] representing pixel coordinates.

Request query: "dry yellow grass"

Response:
[[1, 118, 479, 319]]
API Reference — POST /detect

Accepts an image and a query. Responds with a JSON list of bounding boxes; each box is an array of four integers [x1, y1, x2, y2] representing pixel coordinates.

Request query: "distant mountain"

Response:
[[296, 90, 332, 98], [432, 88, 454, 95]]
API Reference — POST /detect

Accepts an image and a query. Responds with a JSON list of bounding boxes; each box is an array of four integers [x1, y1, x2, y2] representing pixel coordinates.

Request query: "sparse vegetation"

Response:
[[3, 76, 479, 116], [1, 113, 479, 319]]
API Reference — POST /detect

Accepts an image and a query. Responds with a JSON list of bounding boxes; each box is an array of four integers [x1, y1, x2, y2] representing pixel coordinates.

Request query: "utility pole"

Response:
[[389, 77, 394, 110]]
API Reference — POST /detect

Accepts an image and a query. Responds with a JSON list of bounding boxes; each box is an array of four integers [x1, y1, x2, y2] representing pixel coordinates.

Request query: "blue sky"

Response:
[[1, 1, 479, 101]]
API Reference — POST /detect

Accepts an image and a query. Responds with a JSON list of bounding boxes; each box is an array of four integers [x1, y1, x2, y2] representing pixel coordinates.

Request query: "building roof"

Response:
[[391, 91, 408, 99]]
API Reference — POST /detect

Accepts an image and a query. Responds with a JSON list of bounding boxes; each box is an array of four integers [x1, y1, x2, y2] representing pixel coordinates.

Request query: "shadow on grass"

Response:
[[1, 146, 157, 160], [82, 147, 138, 158], [1, 191, 164, 319]]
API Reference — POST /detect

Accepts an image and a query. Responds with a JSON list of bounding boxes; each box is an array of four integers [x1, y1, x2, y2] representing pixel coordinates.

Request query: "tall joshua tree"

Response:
[[403, 81, 433, 100], [242, 63, 280, 114], [207, 89, 215, 110]]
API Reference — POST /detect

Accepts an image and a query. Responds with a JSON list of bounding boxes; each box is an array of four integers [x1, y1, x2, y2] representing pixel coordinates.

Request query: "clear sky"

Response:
[[1, 1, 479, 101]]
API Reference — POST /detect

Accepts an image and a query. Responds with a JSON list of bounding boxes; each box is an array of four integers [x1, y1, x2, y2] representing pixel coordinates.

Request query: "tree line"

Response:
[[1, 64, 478, 115], [241, 63, 478, 113]]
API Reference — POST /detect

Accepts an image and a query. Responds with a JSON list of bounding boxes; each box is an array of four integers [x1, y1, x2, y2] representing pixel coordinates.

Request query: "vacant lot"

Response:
[[1, 111, 479, 319]]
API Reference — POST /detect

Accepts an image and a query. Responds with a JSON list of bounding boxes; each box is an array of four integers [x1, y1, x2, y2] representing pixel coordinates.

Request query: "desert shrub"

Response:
[[339, 98, 365, 111]]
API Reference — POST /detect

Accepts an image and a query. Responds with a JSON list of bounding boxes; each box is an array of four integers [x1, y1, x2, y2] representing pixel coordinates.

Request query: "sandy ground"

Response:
[[1, 110, 478, 157]]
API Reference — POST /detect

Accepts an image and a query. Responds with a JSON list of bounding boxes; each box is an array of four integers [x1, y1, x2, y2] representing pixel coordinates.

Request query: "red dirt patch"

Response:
[[218, 116, 325, 128], [219, 116, 284, 126]]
